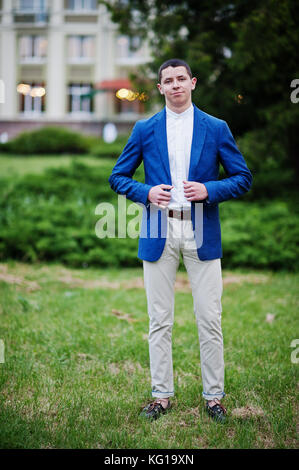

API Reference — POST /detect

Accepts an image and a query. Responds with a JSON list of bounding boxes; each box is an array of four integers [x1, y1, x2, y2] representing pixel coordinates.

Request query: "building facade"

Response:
[[0, 0, 151, 139]]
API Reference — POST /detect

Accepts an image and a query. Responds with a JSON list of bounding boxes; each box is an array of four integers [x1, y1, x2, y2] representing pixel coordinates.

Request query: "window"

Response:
[[19, 82, 46, 115], [19, 0, 46, 12], [117, 35, 142, 59], [68, 36, 94, 61], [68, 84, 93, 113], [66, 0, 97, 10], [19, 35, 47, 60]]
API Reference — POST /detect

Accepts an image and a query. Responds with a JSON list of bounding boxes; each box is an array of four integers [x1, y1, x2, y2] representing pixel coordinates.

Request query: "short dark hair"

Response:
[[158, 59, 192, 83]]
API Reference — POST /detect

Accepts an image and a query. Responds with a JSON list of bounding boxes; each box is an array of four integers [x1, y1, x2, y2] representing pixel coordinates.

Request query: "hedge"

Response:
[[0, 160, 298, 271], [0, 126, 91, 155], [0, 126, 129, 158]]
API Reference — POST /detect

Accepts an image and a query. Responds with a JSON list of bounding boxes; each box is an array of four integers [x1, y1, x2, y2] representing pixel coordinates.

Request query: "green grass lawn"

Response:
[[0, 261, 298, 449]]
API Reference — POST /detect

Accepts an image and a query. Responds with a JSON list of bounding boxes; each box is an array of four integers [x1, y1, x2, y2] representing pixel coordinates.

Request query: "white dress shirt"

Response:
[[166, 104, 194, 210]]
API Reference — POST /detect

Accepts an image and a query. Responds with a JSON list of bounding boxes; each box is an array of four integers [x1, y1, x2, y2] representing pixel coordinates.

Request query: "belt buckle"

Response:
[[180, 207, 191, 220], [168, 207, 191, 220], [179, 206, 185, 220], [168, 208, 183, 219]]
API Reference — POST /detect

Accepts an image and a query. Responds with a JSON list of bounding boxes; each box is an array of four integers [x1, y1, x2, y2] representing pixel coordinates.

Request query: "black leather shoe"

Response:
[[205, 399, 227, 423], [140, 399, 171, 421]]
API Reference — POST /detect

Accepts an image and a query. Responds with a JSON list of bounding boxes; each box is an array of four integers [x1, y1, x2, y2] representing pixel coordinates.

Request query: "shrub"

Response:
[[220, 201, 299, 271], [0, 126, 90, 155], [89, 142, 125, 159], [237, 129, 297, 200], [0, 127, 131, 159], [0, 160, 297, 270], [89, 135, 129, 159]]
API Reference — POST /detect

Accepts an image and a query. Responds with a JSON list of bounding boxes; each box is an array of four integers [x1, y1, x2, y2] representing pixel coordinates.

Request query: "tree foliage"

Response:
[[101, 0, 299, 177]]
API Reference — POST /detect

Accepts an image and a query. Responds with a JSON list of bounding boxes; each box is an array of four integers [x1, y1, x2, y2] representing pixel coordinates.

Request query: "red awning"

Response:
[[95, 79, 131, 91]]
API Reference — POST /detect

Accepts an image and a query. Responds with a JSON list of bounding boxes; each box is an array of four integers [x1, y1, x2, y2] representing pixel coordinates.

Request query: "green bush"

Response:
[[237, 129, 297, 200], [0, 126, 90, 155], [89, 135, 129, 159], [90, 142, 125, 159], [0, 160, 298, 270], [0, 127, 130, 159], [0, 161, 142, 267], [220, 201, 299, 271]]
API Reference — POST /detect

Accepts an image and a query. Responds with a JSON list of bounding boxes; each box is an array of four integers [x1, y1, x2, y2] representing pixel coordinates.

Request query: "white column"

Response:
[[2, 0, 13, 25], [97, 5, 117, 120], [105, 27, 117, 118], [94, 4, 107, 120], [0, 0, 17, 118], [46, 0, 65, 119]]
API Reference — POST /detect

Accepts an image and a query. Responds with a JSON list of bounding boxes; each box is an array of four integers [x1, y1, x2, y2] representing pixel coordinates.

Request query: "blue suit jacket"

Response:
[[109, 104, 252, 262]]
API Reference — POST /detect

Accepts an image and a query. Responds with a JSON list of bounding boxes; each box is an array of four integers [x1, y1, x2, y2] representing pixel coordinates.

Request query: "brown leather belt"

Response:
[[168, 209, 191, 220]]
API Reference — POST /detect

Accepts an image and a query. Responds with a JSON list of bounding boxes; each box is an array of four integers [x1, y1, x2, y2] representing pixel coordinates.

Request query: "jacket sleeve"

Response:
[[108, 121, 153, 205], [204, 120, 253, 204]]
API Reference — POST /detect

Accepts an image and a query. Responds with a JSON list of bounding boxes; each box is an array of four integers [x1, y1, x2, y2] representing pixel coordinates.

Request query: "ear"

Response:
[[191, 77, 197, 90], [157, 83, 164, 95]]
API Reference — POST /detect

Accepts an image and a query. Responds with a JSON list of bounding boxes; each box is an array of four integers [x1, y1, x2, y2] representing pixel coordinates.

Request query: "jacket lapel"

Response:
[[154, 108, 172, 184], [188, 105, 207, 180]]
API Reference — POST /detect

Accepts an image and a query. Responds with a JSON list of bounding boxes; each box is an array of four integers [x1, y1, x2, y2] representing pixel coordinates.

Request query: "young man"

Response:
[[109, 59, 252, 423]]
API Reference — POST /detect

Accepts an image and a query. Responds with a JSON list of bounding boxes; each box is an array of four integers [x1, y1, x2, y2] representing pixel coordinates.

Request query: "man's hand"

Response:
[[148, 184, 173, 209], [183, 180, 208, 201]]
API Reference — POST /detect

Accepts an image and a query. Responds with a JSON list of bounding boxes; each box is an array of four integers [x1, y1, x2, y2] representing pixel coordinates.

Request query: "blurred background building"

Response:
[[0, 0, 151, 139]]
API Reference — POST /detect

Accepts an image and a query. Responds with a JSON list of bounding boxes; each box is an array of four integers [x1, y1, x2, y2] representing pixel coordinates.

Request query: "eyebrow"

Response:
[[163, 75, 187, 82]]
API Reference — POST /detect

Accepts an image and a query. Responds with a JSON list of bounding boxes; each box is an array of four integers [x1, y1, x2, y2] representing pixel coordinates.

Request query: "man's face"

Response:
[[157, 66, 197, 109]]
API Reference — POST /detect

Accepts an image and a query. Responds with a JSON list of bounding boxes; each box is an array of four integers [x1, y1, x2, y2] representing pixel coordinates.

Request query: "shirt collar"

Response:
[[166, 104, 193, 119]]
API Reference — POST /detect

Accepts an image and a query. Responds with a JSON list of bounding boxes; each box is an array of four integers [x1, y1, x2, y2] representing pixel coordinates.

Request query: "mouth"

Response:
[[172, 92, 183, 96]]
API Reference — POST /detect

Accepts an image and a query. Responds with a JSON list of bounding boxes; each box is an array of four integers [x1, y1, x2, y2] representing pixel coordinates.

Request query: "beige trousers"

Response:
[[143, 216, 225, 401]]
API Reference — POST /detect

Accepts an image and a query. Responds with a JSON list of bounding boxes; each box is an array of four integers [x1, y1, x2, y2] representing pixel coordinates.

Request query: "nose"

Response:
[[172, 79, 180, 89]]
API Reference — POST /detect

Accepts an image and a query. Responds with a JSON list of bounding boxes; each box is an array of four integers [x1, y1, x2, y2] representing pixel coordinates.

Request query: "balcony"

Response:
[[13, 8, 49, 24], [64, 0, 98, 13], [63, 0, 98, 21], [12, 0, 49, 24], [115, 35, 150, 67]]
